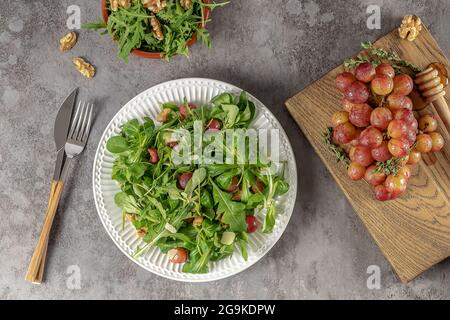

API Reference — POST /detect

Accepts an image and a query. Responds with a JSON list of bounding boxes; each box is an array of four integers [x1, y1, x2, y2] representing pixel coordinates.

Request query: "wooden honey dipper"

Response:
[[415, 63, 450, 134]]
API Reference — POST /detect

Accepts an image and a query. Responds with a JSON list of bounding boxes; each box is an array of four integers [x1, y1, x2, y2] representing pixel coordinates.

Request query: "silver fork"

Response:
[[61, 101, 94, 179]]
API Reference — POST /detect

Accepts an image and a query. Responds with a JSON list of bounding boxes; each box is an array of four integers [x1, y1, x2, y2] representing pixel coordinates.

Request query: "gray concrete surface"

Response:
[[1, 0, 449, 300]]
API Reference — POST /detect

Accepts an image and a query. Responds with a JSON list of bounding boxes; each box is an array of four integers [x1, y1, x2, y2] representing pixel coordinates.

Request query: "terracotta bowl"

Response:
[[101, 0, 211, 59]]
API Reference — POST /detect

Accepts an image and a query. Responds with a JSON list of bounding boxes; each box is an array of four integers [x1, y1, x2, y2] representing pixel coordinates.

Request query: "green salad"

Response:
[[83, 0, 227, 62], [106, 91, 289, 273]]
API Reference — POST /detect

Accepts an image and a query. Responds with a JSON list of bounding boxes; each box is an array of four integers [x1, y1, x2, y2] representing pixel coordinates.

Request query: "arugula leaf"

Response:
[[184, 167, 207, 195], [211, 178, 246, 232]]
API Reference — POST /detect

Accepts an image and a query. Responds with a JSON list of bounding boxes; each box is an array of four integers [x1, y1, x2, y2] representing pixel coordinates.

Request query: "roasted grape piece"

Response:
[[392, 74, 414, 95], [375, 63, 395, 78], [415, 133, 433, 153], [371, 74, 394, 96], [336, 72, 356, 93], [418, 114, 438, 133], [333, 122, 357, 144], [344, 81, 370, 104], [388, 138, 410, 157], [355, 62, 376, 83], [371, 141, 392, 162], [358, 127, 383, 148], [370, 107, 392, 130], [348, 162, 366, 181], [430, 132, 445, 152], [364, 165, 386, 186], [353, 146, 374, 167], [349, 103, 372, 127], [387, 94, 413, 111], [331, 111, 350, 127]]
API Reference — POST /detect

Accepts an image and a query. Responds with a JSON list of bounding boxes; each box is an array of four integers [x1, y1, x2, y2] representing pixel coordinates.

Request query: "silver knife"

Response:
[[53, 88, 78, 180]]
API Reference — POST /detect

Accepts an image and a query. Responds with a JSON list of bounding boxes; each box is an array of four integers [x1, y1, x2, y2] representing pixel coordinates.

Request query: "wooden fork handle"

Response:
[[25, 180, 64, 284]]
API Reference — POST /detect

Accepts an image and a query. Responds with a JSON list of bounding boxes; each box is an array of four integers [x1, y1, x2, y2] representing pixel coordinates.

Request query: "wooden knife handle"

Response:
[[25, 180, 64, 284]]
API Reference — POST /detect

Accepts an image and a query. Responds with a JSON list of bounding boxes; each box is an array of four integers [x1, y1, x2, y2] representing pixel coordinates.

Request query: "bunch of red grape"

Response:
[[332, 62, 445, 201]]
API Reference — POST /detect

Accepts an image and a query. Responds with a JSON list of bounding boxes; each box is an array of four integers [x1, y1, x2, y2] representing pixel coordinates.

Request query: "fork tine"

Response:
[[68, 101, 82, 139], [73, 101, 87, 139], [77, 102, 90, 141], [81, 103, 94, 143]]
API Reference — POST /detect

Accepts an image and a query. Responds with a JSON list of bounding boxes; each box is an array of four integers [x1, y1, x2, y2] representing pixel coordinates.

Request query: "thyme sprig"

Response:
[[323, 127, 350, 168], [343, 41, 422, 75], [375, 156, 408, 176]]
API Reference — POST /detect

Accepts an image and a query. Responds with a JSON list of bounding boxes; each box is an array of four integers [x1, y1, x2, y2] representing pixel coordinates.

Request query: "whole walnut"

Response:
[[180, 0, 192, 10], [142, 0, 167, 13], [398, 15, 422, 41]]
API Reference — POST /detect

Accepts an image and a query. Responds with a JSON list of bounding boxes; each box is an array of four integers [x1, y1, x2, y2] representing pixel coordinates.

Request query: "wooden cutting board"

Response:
[[285, 26, 450, 283]]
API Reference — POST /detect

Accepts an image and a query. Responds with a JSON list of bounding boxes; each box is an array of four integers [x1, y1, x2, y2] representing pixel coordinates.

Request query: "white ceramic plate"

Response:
[[92, 78, 297, 282]]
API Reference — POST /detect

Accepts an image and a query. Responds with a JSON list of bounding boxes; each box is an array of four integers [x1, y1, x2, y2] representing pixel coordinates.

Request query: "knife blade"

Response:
[[54, 88, 78, 151], [52, 88, 78, 180]]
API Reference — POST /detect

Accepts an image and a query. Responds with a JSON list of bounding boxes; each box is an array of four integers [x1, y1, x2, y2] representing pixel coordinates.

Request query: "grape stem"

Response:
[[323, 127, 351, 168]]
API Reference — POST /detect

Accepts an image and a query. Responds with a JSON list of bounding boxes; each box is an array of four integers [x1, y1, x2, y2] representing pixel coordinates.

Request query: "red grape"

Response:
[[355, 62, 376, 83], [349, 128, 363, 146], [245, 215, 258, 233], [207, 118, 222, 130], [385, 174, 407, 195], [404, 129, 417, 147], [374, 185, 393, 201], [371, 74, 394, 96], [387, 119, 408, 139], [370, 107, 392, 130], [148, 147, 159, 164], [179, 103, 197, 120], [430, 132, 445, 152], [407, 150, 422, 165], [331, 111, 349, 127], [398, 165, 411, 180], [388, 138, 410, 157], [336, 72, 356, 93], [364, 165, 386, 186], [349, 103, 372, 127], [168, 248, 188, 264], [358, 127, 383, 148], [353, 146, 374, 167], [371, 141, 392, 162], [415, 134, 433, 153], [392, 74, 414, 95], [177, 172, 193, 189], [387, 94, 413, 111], [418, 114, 438, 133], [392, 108, 415, 124], [344, 81, 370, 104], [342, 98, 357, 113], [375, 63, 395, 78], [348, 162, 366, 181], [333, 122, 357, 144]]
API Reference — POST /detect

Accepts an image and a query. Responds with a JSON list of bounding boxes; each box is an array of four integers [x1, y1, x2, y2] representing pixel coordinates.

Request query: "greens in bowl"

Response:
[[106, 91, 289, 273], [83, 0, 228, 62]]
